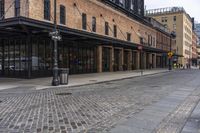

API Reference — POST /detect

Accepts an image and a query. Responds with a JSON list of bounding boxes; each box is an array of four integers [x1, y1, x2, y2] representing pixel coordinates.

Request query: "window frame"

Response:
[[113, 25, 117, 38], [44, 0, 50, 20], [60, 5, 66, 25], [127, 33, 131, 42], [15, 0, 20, 17], [105, 22, 109, 35], [82, 13, 87, 30], [92, 16, 96, 32], [0, 0, 4, 19]]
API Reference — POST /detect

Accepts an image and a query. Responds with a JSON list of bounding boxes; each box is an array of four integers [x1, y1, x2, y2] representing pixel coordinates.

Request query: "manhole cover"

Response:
[[0, 101, 2, 103], [150, 86, 160, 88], [56, 92, 72, 96]]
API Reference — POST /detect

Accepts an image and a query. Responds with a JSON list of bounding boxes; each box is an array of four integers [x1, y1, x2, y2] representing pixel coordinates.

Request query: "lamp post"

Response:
[[168, 31, 176, 71], [50, 0, 61, 86]]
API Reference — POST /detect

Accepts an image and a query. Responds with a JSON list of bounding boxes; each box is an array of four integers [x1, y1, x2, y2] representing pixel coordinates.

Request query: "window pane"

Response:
[[38, 41, 45, 70], [44, 0, 50, 20], [105, 22, 109, 35], [60, 5, 66, 24], [32, 40, 39, 70], [92, 17, 96, 32], [0, 0, 4, 19], [15, 40, 20, 71], [15, 0, 20, 17], [82, 13, 87, 30]]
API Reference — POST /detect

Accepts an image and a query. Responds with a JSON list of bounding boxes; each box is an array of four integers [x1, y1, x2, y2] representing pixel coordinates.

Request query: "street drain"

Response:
[[56, 92, 72, 96], [0, 101, 2, 103]]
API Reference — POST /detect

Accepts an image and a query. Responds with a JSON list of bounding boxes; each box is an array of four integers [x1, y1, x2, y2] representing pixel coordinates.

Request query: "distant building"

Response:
[[146, 7, 193, 67], [192, 31, 198, 66], [194, 23, 200, 45], [194, 23, 200, 65]]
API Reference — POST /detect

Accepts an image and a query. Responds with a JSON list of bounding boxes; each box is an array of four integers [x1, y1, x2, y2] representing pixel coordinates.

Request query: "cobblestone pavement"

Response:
[[0, 70, 200, 133]]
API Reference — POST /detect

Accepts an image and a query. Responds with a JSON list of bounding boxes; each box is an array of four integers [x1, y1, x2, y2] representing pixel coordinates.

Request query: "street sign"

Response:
[[49, 31, 59, 36], [49, 30, 62, 41], [138, 45, 143, 50], [52, 35, 62, 41], [168, 52, 173, 57]]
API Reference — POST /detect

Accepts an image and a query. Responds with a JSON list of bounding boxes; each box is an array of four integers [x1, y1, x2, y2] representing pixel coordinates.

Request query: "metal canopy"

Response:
[[0, 17, 167, 53]]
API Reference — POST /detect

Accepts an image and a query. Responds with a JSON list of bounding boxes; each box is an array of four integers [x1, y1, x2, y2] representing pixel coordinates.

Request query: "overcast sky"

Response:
[[145, 0, 200, 22]]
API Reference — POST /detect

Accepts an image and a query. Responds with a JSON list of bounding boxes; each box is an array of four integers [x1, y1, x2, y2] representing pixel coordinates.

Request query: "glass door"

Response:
[[114, 49, 120, 71], [102, 47, 111, 72], [132, 51, 137, 70]]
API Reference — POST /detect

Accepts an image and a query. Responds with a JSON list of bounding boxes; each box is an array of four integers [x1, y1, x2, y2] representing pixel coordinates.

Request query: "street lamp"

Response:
[[50, 0, 62, 86], [169, 31, 176, 70]]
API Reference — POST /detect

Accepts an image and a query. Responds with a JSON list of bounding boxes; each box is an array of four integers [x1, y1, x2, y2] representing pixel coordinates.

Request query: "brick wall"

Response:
[[5, 0, 28, 18], [3, 0, 171, 51]]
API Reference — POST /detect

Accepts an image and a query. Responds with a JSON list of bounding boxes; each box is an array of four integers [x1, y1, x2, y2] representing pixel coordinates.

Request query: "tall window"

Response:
[[82, 13, 87, 30], [113, 25, 117, 37], [60, 5, 66, 25], [173, 16, 176, 22], [127, 33, 131, 41], [44, 0, 50, 20], [92, 17, 96, 32], [105, 22, 109, 35], [15, 0, 20, 17], [0, 0, 4, 19]]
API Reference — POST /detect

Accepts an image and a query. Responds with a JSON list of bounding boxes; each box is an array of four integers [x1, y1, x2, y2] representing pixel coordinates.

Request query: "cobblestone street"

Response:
[[0, 70, 200, 133]]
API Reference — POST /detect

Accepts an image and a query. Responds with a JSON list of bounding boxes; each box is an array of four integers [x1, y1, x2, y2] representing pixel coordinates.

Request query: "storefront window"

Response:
[[38, 40, 45, 70], [32, 40, 39, 70], [9, 40, 14, 71], [15, 40, 20, 71], [45, 41, 52, 70], [103, 47, 111, 72]]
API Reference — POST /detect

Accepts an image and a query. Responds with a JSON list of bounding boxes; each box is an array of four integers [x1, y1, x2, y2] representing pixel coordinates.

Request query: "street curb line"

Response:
[[38, 70, 171, 91]]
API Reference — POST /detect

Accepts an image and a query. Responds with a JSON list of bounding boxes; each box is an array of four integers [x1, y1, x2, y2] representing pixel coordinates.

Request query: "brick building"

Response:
[[146, 7, 193, 67], [0, 0, 174, 78], [192, 31, 198, 66]]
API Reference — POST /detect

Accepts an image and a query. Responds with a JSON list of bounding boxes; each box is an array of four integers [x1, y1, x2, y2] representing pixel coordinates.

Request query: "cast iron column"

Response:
[[52, 0, 59, 86]]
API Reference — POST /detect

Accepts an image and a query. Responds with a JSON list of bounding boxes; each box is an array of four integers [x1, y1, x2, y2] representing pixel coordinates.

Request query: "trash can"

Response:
[[59, 68, 69, 85]]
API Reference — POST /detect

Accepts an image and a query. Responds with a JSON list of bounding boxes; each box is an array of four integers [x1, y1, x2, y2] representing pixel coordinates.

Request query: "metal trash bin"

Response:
[[59, 68, 69, 85]]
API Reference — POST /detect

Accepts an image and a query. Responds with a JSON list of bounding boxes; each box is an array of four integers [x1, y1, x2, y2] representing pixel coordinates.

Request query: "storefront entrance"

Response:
[[102, 47, 111, 72], [0, 37, 97, 78], [124, 50, 130, 71], [132, 51, 137, 70], [114, 49, 120, 71]]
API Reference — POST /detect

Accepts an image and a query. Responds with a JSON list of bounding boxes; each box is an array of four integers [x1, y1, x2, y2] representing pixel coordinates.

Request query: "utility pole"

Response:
[[50, 0, 61, 86]]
